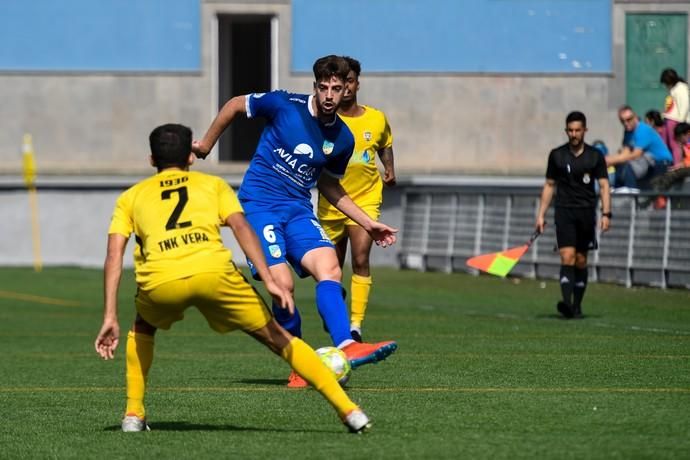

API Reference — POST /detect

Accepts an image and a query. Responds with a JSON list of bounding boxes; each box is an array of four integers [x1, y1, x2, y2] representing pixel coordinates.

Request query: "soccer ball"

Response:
[[315, 346, 351, 385]]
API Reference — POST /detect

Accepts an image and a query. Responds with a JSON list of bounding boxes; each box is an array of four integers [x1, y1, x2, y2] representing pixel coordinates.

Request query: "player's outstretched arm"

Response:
[[225, 212, 295, 313], [192, 95, 247, 159], [318, 174, 398, 247], [95, 233, 128, 360]]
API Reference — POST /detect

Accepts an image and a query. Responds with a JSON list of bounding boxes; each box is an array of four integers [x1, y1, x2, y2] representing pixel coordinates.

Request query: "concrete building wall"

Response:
[[0, 1, 689, 177]]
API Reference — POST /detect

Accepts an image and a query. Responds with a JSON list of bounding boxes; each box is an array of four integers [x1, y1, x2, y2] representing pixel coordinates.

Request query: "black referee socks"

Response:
[[573, 267, 588, 308], [559, 265, 576, 307]]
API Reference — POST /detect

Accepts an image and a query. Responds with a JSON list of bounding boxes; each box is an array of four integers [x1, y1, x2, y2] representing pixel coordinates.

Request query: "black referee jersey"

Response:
[[546, 143, 608, 208]]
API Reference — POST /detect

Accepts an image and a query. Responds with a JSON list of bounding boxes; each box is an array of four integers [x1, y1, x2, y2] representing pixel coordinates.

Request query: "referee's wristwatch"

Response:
[[601, 212, 612, 219]]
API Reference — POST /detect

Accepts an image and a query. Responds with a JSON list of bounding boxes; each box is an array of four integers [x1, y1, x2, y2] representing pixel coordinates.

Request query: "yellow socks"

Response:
[[125, 330, 154, 419], [280, 337, 358, 417], [350, 274, 372, 329]]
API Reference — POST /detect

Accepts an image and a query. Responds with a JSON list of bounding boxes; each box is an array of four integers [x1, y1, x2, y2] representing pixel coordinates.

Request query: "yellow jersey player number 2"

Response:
[[94, 123, 372, 434]]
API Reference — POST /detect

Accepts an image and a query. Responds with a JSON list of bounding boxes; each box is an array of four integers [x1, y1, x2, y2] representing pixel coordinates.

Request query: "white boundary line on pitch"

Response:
[[459, 309, 690, 336], [1, 386, 689, 394]]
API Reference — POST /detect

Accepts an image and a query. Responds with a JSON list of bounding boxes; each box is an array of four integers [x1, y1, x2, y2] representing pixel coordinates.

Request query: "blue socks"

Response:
[[272, 303, 302, 338], [272, 280, 352, 347], [316, 280, 352, 347]]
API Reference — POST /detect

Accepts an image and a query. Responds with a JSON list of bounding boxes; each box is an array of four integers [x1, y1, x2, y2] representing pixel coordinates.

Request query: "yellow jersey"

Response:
[[318, 105, 393, 219], [109, 170, 243, 290]]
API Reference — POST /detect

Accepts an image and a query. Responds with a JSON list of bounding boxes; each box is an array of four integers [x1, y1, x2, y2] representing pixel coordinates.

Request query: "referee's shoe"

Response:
[[557, 301, 574, 319]]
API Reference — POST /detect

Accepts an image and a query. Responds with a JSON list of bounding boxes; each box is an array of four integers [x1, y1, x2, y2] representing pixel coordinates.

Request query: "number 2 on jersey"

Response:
[[162, 186, 192, 230]]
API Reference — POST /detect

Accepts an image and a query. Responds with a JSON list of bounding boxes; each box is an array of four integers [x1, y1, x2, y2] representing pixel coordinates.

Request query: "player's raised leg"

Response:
[[301, 247, 397, 369], [246, 318, 371, 432]]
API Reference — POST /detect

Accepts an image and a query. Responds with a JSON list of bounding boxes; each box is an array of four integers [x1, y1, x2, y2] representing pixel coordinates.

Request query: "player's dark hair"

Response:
[[313, 55, 350, 82], [342, 56, 361, 77], [149, 124, 192, 171], [565, 111, 587, 127], [660, 68, 686, 86], [645, 109, 664, 128], [673, 122, 690, 140]]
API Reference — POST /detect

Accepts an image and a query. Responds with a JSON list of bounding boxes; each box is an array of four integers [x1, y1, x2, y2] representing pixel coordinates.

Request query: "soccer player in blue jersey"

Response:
[[193, 55, 398, 388]]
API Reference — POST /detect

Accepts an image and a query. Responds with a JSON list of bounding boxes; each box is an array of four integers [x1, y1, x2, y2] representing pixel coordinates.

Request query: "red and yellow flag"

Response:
[[466, 232, 540, 277]]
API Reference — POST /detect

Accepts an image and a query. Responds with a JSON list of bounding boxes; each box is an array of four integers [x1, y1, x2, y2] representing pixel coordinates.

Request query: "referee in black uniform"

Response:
[[536, 111, 611, 318]]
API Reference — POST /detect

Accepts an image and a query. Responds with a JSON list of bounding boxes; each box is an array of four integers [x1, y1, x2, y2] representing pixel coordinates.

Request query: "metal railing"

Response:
[[398, 187, 690, 289]]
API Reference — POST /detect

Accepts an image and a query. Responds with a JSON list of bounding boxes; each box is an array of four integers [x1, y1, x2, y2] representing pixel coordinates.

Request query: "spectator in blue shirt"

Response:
[[607, 105, 673, 190]]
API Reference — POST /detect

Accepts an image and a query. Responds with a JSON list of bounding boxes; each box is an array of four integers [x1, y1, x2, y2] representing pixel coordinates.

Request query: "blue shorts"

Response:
[[242, 201, 334, 278]]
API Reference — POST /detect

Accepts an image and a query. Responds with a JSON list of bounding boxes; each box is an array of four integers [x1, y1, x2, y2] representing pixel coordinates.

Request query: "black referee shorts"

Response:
[[554, 207, 597, 252]]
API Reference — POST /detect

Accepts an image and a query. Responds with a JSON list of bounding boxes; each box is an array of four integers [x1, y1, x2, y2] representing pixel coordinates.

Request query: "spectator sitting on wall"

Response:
[[650, 122, 690, 192], [607, 105, 673, 192], [591, 139, 616, 186], [644, 109, 666, 139]]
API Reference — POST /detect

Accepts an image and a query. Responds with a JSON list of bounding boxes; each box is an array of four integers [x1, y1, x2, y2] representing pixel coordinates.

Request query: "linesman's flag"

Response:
[[466, 231, 541, 277]]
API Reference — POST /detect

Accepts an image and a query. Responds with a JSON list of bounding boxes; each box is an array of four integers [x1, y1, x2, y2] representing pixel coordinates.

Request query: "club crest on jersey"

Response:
[[322, 140, 334, 155], [268, 244, 282, 258], [364, 131, 372, 141], [583, 173, 591, 184]]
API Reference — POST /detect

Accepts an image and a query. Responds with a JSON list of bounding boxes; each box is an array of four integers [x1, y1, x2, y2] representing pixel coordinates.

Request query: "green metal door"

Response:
[[626, 13, 687, 116]]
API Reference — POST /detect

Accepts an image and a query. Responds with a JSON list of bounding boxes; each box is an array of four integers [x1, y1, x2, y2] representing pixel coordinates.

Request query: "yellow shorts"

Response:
[[319, 203, 380, 244], [135, 268, 272, 334]]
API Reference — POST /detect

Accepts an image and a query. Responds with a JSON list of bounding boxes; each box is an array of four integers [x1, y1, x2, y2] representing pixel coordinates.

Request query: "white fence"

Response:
[[398, 187, 690, 289]]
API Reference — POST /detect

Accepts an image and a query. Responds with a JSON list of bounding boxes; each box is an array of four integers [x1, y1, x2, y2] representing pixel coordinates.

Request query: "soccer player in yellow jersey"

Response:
[[317, 57, 397, 342], [94, 124, 371, 433]]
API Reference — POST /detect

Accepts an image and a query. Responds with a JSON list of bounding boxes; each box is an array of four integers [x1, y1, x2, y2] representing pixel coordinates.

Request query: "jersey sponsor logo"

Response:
[[364, 131, 372, 141], [156, 232, 210, 253], [293, 143, 314, 158], [349, 149, 371, 165], [583, 173, 591, 184], [252, 93, 266, 99], [322, 140, 334, 155], [273, 147, 317, 185], [269, 244, 282, 258]]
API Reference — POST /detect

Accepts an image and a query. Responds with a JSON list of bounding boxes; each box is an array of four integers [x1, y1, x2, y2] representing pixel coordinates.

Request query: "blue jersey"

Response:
[[238, 91, 355, 211]]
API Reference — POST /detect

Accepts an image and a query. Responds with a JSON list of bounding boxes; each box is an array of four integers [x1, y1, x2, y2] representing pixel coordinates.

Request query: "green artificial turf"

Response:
[[1, 267, 688, 459]]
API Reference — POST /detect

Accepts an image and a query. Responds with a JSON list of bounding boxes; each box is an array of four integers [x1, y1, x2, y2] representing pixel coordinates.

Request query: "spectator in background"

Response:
[[660, 68, 690, 166], [675, 122, 690, 168], [591, 139, 615, 186], [644, 109, 666, 139], [607, 105, 673, 191], [651, 122, 690, 192]]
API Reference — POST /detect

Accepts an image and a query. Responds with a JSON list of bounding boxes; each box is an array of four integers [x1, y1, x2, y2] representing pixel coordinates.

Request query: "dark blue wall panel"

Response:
[[292, 0, 611, 73], [0, 0, 200, 72]]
